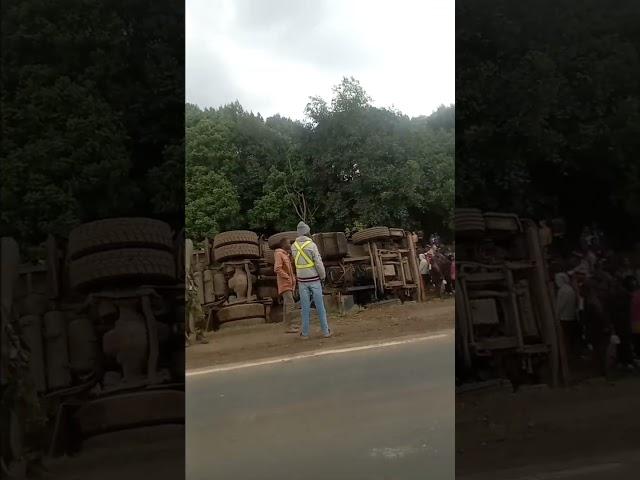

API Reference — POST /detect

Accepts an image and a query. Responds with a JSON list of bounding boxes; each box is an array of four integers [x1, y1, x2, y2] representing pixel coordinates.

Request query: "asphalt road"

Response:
[[186, 332, 454, 480]]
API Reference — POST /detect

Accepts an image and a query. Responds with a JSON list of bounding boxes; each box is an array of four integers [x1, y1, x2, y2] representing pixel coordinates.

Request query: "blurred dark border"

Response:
[[456, 0, 640, 246], [456, 0, 640, 478], [1, 1, 185, 478]]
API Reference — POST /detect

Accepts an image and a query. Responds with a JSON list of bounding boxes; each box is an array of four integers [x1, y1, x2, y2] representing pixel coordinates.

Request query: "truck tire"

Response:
[[220, 317, 266, 329], [213, 230, 259, 249], [455, 216, 486, 231], [217, 303, 265, 323], [268, 231, 298, 249], [455, 209, 486, 234], [352, 226, 391, 245], [175, 228, 185, 280], [69, 248, 176, 291], [455, 209, 484, 221], [455, 224, 486, 235], [261, 244, 275, 264], [214, 243, 260, 262], [455, 220, 486, 228], [68, 218, 174, 260], [483, 213, 522, 232]]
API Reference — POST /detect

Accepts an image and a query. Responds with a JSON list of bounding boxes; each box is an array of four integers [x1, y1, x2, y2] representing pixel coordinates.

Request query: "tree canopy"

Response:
[[186, 77, 454, 242], [456, 0, 640, 246], [1, 0, 184, 247]]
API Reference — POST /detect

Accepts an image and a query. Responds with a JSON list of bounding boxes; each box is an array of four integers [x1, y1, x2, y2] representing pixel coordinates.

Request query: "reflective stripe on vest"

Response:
[[293, 240, 315, 269]]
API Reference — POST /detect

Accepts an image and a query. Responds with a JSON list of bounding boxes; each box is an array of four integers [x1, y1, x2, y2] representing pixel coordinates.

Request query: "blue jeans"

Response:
[[298, 280, 330, 336]]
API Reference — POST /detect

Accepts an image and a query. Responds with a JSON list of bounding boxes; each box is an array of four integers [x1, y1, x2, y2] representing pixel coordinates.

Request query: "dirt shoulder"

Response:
[[456, 376, 640, 475], [187, 298, 454, 370]]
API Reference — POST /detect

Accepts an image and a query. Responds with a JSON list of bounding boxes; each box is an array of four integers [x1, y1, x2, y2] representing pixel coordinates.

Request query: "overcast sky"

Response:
[[186, 0, 454, 120]]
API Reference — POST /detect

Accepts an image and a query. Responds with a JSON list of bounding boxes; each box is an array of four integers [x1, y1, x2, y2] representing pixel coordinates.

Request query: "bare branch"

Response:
[[289, 191, 304, 220], [310, 203, 320, 218], [301, 193, 309, 222], [292, 199, 303, 219]]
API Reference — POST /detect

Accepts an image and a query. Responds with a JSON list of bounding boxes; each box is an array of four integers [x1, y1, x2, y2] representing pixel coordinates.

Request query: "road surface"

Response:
[[456, 375, 640, 479], [458, 450, 640, 480], [187, 332, 454, 480]]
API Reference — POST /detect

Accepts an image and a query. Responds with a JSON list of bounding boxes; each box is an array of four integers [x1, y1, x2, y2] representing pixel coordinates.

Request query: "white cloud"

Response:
[[186, 0, 454, 119]]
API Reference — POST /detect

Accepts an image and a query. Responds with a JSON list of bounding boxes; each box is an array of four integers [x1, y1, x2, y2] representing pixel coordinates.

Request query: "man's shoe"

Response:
[[299, 333, 309, 339], [323, 330, 332, 338]]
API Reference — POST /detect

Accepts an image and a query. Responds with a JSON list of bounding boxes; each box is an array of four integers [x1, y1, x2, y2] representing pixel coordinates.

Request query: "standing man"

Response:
[[450, 253, 456, 293], [419, 253, 430, 299], [274, 238, 298, 334], [539, 219, 553, 255], [186, 271, 208, 345], [555, 272, 578, 365], [291, 221, 331, 339], [185, 239, 208, 346]]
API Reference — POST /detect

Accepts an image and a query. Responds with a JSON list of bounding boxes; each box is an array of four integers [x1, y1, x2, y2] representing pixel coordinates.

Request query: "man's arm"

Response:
[[311, 243, 326, 280], [274, 251, 290, 281]]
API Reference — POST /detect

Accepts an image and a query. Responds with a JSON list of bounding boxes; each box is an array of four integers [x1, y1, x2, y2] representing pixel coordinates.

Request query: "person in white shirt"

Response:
[[419, 253, 430, 298], [556, 272, 578, 361]]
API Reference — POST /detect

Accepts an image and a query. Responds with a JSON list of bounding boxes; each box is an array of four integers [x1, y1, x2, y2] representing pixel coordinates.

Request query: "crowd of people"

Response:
[[418, 238, 455, 298], [546, 222, 640, 376]]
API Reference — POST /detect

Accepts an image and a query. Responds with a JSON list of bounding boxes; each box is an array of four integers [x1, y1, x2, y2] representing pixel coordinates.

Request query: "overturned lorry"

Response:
[[1, 218, 185, 476], [190, 226, 423, 330], [455, 209, 567, 388]]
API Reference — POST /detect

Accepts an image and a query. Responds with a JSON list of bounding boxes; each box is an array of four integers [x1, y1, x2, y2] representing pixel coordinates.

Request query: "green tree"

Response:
[[249, 167, 301, 232], [456, 0, 640, 243], [1, 0, 184, 247], [330, 76, 373, 113], [185, 166, 240, 241], [302, 80, 454, 235], [185, 78, 454, 240]]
